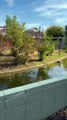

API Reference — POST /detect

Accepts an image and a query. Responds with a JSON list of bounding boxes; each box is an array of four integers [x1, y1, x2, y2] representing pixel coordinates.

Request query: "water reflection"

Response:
[[0, 58, 67, 90], [63, 59, 67, 70], [37, 67, 49, 80]]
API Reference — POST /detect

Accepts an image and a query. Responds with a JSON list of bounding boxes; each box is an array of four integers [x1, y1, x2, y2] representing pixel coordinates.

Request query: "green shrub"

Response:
[[38, 47, 45, 61], [11, 48, 18, 57], [14, 55, 27, 65], [64, 46, 67, 53]]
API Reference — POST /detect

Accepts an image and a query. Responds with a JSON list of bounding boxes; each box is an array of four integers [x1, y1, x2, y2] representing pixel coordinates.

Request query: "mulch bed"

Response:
[[43, 107, 67, 120]]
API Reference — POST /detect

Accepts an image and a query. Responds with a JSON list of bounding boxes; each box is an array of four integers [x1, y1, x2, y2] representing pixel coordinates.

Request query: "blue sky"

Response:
[[0, 0, 67, 30]]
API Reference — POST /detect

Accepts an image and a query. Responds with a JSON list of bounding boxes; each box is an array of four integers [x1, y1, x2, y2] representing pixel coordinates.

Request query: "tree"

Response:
[[46, 26, 64, 37], [0, 34, 3, 53], [38, 35, 56, 61], [5, 15, 25, 57], [22, 33, 35, 54], [64, 25, 67, 52], [0, 34, 3, 41]]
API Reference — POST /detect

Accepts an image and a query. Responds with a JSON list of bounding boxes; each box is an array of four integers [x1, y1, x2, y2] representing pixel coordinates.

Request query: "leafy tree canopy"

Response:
[[46, 26, 64, 37], [6, 15, 25, 49], [5, 15, 25, 56]]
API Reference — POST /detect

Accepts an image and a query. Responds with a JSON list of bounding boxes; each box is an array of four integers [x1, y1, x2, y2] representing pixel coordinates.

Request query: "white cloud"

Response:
[[33, 0, 67, 26], [34, 0, 67, 18], [26, 23, 40, 28], [55, 18, 67, 25], [5, 0, 14, 6]]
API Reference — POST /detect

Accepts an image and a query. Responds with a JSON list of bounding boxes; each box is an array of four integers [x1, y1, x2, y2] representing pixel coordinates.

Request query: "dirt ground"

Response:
[[44, 107, 67, 120]]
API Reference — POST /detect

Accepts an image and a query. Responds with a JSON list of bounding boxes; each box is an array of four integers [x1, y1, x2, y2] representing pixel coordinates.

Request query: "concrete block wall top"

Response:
[[2, 75, 67, 96]]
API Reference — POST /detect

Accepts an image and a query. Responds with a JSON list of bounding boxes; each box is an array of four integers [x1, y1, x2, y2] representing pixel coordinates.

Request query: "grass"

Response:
[[0, 56, 14, 65], [0, 50, 67, 75], [2, 49, 11, 54], [44, 50, 67, 63]]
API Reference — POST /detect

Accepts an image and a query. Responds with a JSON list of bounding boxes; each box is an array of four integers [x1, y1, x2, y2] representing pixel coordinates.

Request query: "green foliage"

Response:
[[38, 35, 56, 61], [14, 55, 27, 65], [11, 48, 19, 57], [5, 15, 35, 64], [22, 33, 35, 54], [5, 15, 63, 64], [65, 25, 67, 36], [38, 44, 46, 61], [46, 26, 64, 37], [64, 26, 67, 52], [0, 34, 3, 41], [5, 15, 25, 57], [0, 34, 3, 53], [43, 35, 55, 55], [37, 67, 49, 80], [64, 40, 67, 53]]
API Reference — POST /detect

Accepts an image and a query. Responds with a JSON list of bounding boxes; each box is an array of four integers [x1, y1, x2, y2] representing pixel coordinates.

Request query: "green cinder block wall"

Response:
[[0, 75, 67, 120]]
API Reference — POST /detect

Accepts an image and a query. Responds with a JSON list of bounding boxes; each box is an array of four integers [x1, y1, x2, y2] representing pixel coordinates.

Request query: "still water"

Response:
[[0, 58, 67, 90]]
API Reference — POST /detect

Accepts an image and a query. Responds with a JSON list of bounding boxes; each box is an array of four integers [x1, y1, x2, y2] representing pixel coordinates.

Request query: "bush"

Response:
[[38, 47, 45, 61], [14, 55, 27, 65], [11, 48, 18, 57], [39, 52, 44, 61], [64, 46, 67, 53], [64, 38, 67, 53]]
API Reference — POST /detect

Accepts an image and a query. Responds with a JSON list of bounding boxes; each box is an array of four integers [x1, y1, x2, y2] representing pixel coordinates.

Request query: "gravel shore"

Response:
[[43, 107, 67, 120]]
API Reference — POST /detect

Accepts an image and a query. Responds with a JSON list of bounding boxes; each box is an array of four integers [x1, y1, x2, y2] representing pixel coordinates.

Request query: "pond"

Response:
[[0, 58, 67, 90]]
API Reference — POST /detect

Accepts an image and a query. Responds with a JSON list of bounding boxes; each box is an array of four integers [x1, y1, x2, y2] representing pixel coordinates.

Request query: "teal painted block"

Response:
[[56, 79, 67, 86], [42, 99, 55, 118], [26, 98, 41, 111], [4, 91, 26, 109], [0, 95, 5, 112], [0, 101, 5, 112], [55, 83, 66, 112], [4, 90, 26, 120], [42, 86, 56, 100], [0, 91, 5, 111], [26, 111, 41, 120], [26, 87, 42, 119], [42, 82, 56, 89], [26, 86, 42, 102], [0, 111, 6, 120], [42, 86, 55, 118], [0, 91, 6, 120], [26, 99, 41, 120], [7, 105, 25, 120], [0, 91, 5, 100]]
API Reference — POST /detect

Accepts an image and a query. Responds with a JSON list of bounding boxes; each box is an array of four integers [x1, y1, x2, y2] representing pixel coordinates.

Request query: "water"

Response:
[[0, 58, 67, 90]]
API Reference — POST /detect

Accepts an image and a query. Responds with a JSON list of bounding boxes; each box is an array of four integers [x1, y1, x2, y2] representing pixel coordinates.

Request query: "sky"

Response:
[[0, 0, 67, 30]]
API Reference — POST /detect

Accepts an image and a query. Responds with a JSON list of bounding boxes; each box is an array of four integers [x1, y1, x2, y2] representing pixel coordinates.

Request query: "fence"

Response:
[[0, 75, 67, 120]]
